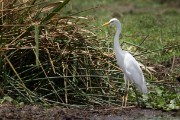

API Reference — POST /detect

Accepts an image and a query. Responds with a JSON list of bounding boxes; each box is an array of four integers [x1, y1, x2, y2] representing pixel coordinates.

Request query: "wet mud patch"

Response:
[[0, 103, 179, 120]]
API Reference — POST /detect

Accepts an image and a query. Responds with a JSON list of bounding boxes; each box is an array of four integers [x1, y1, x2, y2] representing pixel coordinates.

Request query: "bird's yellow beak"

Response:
[[102, 22, 110, 26]]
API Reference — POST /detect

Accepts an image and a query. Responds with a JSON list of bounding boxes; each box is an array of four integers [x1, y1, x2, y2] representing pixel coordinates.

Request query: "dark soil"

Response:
[[0, 103, 179, 120], [154, 57, 180, 82]]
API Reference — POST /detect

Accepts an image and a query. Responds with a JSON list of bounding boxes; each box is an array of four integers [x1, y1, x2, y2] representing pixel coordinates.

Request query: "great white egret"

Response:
[[103, 18, 148, 107]]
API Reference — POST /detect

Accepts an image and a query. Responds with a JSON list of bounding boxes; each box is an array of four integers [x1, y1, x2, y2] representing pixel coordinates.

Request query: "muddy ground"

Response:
[[0, 103, 179, 120]]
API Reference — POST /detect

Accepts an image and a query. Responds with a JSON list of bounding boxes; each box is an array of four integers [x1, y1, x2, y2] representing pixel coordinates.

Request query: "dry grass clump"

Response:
[[0, 0, 122, 106]]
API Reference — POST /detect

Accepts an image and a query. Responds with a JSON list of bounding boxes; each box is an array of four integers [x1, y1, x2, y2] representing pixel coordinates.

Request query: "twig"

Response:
[[171, 53, 176, 72]]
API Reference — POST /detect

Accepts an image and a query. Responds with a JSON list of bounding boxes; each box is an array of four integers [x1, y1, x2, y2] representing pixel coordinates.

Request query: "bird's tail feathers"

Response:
[[141, 84, 148, 94], [141, 77, 148, 94]]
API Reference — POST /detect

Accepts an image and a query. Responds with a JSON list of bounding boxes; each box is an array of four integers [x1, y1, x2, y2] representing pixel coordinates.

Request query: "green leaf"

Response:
[[4, 96, 13, 103], [155, 87, 163, 96]]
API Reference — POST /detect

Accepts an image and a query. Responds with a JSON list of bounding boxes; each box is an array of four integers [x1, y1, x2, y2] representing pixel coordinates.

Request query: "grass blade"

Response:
[[35, 24, 39, 66]]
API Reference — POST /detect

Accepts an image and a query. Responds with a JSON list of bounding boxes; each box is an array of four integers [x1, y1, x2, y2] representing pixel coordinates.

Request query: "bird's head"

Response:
[[102, 18, 121, 27]]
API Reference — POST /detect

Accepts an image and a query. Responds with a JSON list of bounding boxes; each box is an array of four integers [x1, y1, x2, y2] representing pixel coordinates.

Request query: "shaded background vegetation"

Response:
[[0, 0, 179, 110]]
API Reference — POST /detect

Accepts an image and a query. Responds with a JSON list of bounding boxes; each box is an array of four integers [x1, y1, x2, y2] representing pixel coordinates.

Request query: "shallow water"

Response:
[[91, 115, 180, 120], [90, 109, 180, 120]]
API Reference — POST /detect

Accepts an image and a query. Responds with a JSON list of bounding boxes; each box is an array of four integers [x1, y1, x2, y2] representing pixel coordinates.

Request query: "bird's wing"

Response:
[[124, 52, 142, 75], [123, 51, 147, 93]]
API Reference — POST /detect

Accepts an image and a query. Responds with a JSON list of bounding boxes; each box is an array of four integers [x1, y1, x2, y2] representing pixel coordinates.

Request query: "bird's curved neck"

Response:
[[114, 24, 122, 52]]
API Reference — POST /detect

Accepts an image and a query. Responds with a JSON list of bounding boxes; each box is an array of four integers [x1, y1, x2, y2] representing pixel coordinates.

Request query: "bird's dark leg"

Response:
[[132, 83, 140, 107], [122, 80, 129, 107], [124, 80, 130, 107]]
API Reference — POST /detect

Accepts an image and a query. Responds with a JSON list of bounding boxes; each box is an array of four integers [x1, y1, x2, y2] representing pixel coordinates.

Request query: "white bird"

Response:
[[103, 18, 148, 107]]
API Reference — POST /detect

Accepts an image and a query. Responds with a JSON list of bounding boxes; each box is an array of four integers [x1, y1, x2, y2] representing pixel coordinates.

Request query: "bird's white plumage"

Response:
[[104, 18, 148, 94], [123, 52, 147, 93]]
